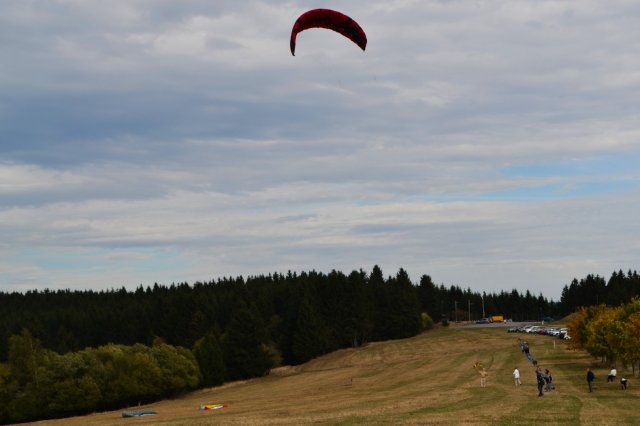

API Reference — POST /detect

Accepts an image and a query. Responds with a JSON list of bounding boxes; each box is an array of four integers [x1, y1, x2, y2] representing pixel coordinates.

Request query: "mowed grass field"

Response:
[[28, 325, 639, 425]]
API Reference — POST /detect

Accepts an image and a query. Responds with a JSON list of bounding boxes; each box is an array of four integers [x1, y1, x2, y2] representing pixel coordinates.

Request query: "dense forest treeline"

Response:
[[2, 266, 561, 363], [1, 266, 639, 423], [2, 267, 640, 363], [560, 270, 640, 312]]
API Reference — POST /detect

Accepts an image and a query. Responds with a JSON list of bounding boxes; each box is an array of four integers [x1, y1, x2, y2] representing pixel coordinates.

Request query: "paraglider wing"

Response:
[[290, 9, 367, 55]]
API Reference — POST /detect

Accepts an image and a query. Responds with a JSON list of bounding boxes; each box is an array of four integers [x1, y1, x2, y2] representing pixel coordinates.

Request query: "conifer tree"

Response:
[[222, 301, 272, 381], [193, 333, 225, 387], [388, 268, 421, 338], [292, 294, 326, 364]]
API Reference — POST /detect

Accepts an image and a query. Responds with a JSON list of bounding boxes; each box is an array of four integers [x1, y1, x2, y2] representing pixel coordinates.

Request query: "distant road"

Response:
[[454, 321, 537, 329]]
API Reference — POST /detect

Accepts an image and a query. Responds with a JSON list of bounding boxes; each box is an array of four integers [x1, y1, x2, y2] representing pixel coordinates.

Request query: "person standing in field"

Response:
[[544, 369, 553, 392], [607, 366, 617, 383], [479, 368, 488, 387], [513, 367, 521, 386], [587, 368, 595, 392], [536, 367, 545, 397]]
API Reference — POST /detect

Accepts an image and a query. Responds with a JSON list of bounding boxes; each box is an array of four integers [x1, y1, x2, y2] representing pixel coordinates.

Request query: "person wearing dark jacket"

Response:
[[587, 368, 595, 392], [536, 367, 545, 397]]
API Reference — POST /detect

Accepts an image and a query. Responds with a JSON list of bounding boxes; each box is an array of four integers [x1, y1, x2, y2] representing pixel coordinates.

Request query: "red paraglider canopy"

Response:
[[290, 9, 367, 56]]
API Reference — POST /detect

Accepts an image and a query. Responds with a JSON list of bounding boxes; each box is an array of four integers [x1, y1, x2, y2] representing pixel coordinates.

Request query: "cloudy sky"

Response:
[[2, 0, 639, 299]]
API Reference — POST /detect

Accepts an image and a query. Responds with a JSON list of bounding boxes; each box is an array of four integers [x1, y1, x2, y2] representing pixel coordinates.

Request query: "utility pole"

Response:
[[482, 294, 485, 319]]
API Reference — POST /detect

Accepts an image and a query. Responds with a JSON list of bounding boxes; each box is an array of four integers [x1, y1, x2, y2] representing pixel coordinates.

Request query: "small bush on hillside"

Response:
[[421, 312, 434, 330]]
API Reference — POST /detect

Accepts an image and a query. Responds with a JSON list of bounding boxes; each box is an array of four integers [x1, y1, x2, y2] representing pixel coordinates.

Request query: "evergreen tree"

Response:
[[369, 265, 389, 340], [418, 274, 439, 319], [291, 294, 327, 364], [374, 268, 421, 340], [389, 268, 421, 338], [222, 302, 272, 381], [347, 269, 375, 346], [192, 333, 225, 387]]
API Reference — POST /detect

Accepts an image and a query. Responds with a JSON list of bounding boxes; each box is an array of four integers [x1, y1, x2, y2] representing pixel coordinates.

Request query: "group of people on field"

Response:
[[587, 366, 628, 392], [534, 367, 554, 396], [519, 338, 554, 396], [477, 364, 553, 395], [475, 339, 629, 395]]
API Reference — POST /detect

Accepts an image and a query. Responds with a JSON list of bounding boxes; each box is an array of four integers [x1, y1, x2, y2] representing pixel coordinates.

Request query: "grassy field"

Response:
[[28, 325, 639, 425]]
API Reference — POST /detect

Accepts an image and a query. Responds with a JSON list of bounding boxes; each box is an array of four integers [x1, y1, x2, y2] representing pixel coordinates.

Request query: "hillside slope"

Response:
[[26, 325, 639, 425]]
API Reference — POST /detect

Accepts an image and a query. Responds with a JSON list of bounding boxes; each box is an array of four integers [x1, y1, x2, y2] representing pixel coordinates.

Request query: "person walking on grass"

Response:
[[479, 368, 488, 388], [607, 366, 617, 383], [545, 369, 553, 392], [587, 368, 595, 392], [513, 367, 521, 386], [536, 367, 545, 397]]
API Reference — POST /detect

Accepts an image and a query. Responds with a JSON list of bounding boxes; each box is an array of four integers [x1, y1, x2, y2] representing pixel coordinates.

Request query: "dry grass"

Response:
[[26, 325, 640, 425]]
